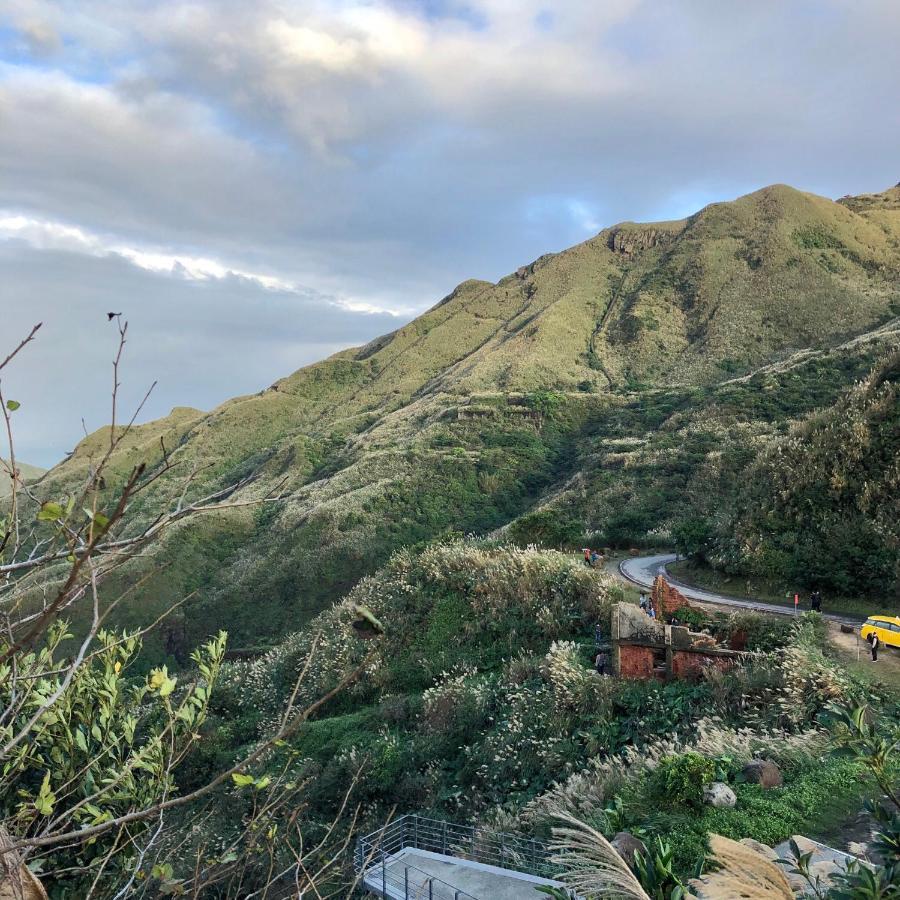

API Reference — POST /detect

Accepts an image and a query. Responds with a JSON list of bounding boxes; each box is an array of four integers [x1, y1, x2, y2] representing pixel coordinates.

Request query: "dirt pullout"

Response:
[[827, 622, 900, 684]]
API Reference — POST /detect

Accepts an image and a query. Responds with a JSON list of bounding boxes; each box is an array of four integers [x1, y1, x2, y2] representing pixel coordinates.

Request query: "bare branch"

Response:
[[0, 323, 41, 375]]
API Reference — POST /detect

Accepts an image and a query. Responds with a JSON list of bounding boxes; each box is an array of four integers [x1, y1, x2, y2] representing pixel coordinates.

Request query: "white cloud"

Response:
[[1, 0, 899, 463], [0, 212, 410, 316]]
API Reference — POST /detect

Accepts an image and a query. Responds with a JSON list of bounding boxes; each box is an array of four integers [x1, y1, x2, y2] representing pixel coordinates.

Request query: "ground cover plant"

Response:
[[169, 540, 896, 896]]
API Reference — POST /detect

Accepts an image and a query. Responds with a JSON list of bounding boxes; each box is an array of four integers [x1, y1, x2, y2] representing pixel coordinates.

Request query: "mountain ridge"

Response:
[[25, 180, 900, 660], [53, 181, 900, 475]]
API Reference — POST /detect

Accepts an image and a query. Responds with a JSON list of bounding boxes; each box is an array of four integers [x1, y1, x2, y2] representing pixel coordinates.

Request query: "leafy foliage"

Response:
[[715, 349, 900, 598], [0, 624, 226, 893], [651, 753, 716, 809]]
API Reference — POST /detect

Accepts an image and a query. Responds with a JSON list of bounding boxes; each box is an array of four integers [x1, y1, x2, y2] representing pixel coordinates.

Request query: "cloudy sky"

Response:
[[1, 0, 898, 466]]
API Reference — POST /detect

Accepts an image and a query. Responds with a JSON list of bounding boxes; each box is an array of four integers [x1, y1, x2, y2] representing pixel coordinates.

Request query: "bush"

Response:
[[651, 752, 716, 809], [671, 517, 714, 562]]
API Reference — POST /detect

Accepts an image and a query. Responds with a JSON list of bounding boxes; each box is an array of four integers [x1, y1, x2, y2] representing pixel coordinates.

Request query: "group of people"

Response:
[[582, 548, 603, 568], [638, 592, 656, 619]]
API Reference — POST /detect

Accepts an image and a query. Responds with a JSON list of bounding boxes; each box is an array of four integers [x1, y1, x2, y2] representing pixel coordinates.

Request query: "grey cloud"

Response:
[[0, 243, 397, 466], [1, 0, 899, 463]]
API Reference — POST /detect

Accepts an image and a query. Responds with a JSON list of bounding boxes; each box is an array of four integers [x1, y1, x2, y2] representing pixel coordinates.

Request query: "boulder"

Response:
[[611, 831, 647, 867], [790, 835, 819, 855], [738, 838, 777, 861], [703, 782, 737, 809], [742, 759, 783, 789]]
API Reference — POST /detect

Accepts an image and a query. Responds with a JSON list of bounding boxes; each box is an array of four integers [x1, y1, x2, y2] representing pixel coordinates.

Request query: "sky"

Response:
[[0, 0, 898, 466]]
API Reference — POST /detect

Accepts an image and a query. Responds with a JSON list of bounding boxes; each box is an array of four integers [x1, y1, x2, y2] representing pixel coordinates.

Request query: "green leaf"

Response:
[[231, 773, 254, 787], [351, 603, 385, 638], [35, 771, 55, 816], [75, 729, 88, 752], [151, 863, 174, 880], [5, 400, 20, 411], [37, 501, 64, 522]]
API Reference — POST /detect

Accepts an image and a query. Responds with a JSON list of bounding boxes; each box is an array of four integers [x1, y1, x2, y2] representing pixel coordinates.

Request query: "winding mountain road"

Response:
[[617, 553, 861, 626]]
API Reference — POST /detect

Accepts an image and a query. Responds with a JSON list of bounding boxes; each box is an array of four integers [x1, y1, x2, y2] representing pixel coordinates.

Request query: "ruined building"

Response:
[[611, 578, 743, 680]]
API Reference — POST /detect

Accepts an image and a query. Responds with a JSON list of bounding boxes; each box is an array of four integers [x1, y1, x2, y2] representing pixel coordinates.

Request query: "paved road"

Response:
[[617, 553, 861, 626]]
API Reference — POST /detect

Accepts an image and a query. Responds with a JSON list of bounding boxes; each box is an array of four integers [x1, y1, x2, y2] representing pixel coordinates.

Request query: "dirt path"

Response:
[[827, 621, 900, 684]]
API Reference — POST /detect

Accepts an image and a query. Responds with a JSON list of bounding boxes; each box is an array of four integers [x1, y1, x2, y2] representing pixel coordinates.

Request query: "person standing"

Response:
[[810, 590, 822, 612], [595, 650, 609, 676], [872, 633, 880, 662], [639, 593, 648, 612]]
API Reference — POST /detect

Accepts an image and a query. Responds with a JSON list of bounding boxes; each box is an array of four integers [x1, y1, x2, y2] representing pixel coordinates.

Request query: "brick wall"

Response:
[[651, 575, 693, 618], [671, 650, 736, 681], [618, 645, 656, 679]]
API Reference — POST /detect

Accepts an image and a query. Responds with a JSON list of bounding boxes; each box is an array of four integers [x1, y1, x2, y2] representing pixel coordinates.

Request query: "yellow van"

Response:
[[861, 616, 900, 648]]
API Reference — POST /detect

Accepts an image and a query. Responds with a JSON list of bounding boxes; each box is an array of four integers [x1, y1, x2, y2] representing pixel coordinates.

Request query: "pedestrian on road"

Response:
[[872, 633, 880, 662], [810, 590, 822, 612], [595, 650, 609, 676]]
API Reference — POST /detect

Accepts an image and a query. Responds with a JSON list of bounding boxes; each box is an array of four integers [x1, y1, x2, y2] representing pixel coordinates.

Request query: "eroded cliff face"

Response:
[[606, 226, 672, 256]]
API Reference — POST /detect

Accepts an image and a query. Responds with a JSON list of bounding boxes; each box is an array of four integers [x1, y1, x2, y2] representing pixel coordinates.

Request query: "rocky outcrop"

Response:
[[607, 227, 668, 256]]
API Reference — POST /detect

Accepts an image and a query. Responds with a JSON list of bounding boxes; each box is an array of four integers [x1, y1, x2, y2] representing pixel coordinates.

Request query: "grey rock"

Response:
[[611, 831, 647, 867], [703, 781, 737, 808]]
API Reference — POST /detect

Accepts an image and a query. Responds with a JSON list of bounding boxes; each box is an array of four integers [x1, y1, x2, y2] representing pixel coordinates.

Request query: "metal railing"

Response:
[[357, 849, 479, 900], [354, 814, 558, 899]]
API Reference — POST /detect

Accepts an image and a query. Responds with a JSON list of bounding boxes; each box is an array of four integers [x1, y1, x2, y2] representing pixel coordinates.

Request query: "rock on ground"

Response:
[[742, 759, 783, 789], [611, 831, 647, 867], [703, 781, 737, 808]]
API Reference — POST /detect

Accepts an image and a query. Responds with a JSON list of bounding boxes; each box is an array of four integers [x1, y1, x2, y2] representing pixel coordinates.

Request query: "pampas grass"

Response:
[[547, 809, 651, 900], [689, 834, 794, 899]]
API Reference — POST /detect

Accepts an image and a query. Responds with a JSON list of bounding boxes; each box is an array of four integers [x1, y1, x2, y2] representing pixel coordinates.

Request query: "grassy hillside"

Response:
[[0, 458, 45, 498], [17, 182, 900, 660], [711, 347, 900, 598], [171, 539, 882, 890]]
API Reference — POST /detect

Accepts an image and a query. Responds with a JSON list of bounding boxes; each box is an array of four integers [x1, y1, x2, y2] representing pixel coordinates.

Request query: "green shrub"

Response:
[[651, 752, 716, 809]]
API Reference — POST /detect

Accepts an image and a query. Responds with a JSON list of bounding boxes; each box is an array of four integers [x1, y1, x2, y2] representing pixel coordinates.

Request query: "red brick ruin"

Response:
[[611, 580, 741, 682], [650, 574, 693, 619]]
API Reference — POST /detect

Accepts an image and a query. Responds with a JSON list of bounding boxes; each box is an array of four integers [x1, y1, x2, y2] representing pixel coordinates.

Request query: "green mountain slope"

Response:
[[27, 182, 900, 658], [713, 347, 900, 597], [0, 459, 46, 498]]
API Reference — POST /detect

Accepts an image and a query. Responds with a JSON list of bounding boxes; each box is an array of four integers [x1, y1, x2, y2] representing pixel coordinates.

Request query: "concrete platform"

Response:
[[362, 847, 564, 899]]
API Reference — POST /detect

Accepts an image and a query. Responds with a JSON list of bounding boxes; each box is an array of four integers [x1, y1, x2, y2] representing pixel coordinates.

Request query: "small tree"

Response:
[[671, 517, 714, 563], [0, 321, 380, 897]]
